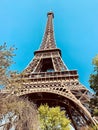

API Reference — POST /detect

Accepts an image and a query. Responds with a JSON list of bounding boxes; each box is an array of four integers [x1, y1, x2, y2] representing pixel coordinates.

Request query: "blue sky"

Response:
[[0, 0, 98, 91]]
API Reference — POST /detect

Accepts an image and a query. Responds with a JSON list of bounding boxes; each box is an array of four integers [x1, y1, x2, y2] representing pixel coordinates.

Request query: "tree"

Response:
[[0, 43, 39, 130], [0, 95, 39, 130], [0, 43, 15, 88], [38, 104, 71, 130], [89, 54, 98, 116]]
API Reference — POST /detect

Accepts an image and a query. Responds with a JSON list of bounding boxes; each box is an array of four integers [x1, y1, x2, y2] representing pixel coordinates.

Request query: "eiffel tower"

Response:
[[20, 12, 95, 129], [1, 12, 95, 129]]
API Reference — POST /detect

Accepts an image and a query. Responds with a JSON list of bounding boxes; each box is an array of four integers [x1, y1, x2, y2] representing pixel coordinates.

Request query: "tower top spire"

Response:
[[39, 11, 56, 50], [47, 12, 54, 18]]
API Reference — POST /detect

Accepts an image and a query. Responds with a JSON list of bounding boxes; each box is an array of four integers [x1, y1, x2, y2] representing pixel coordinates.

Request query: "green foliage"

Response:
[[92, 54, 98, 67], [89, 54, 98, 93], [0, 43, 15, 87], [38, 104, 71, 130], [90, 74, 98, 93], [93, 108, 98, 116], [89, 54, 98, 116]]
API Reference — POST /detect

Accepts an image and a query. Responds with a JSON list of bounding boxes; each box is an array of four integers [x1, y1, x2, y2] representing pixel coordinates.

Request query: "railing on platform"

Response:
[[24, 70, 78, 79]]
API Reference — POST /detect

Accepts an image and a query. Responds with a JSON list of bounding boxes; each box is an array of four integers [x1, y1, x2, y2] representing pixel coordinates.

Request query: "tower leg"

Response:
[[66, 105, 78, 130]]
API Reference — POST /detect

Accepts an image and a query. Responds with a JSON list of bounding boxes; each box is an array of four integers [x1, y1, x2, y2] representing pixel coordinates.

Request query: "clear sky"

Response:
[[0, 0, 98, 91]]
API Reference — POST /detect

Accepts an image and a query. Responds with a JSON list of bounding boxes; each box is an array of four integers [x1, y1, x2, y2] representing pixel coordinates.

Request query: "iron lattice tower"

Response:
[[2, 12, 95, 129]]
